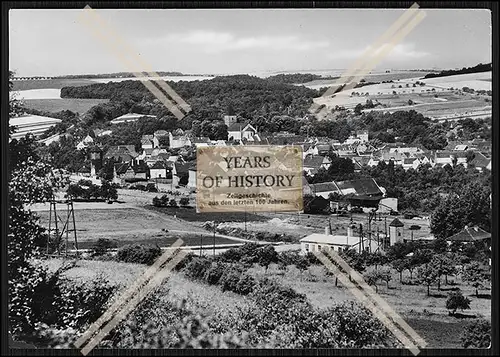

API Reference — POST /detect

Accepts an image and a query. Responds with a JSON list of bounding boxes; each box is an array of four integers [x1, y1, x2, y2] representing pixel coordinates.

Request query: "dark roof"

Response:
[[133, 162, 149, 174], [78, 164, 91, 173], [174, 162, 192, 175], [389, 218, 404, 227], [151, 161, 169, 170], [114, 162, 130, 175], [447, 226, 490, 241], [303, 155, 326, 169], [311, 182, 339, 193], [335, 178, 383, 197], [469, 152, 490, 168], [105, 145, 139, 162]]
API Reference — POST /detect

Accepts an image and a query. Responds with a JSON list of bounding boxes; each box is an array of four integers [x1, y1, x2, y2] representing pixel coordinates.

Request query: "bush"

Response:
[[220, 266, 243, 293], [235, 273, 257, 295], [183, 257, 211, 281], [203, 262, 225, 285], [461, 319, 491, 348], [116, 244, 162, 265], [179, 197, 190, 207], [90, 238, 117, 257], [168, 199, 178, 208], [146, 183, 158, 192], [323, 301, 399, 348], [446, 291, 471, 316]]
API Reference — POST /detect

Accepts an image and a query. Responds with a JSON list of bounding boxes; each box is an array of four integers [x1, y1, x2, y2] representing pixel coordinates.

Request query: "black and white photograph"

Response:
[[6, 4, 494, 353]]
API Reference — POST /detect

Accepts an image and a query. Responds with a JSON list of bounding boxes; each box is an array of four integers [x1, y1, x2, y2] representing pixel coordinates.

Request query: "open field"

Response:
[[147, 205, 268, 223], [23, 98, 109, 114], [312, 72, 492, 120], [36, 207, 206, 240], [12, 78, 96, 91], [300, 71, 429, 90]]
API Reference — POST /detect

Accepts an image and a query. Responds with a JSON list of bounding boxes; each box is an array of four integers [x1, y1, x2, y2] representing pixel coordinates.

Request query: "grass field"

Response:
[[12, 78, 96, 91], [147, 205, 269, 223], [23, 98, 109, 114]]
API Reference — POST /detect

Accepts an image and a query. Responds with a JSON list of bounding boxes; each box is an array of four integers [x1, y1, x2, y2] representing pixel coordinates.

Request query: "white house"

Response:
[[300, 226, 381, 254], [149, 161, 170, 179], [169, 132, 192, 148], [76, 135, 94, 151], [227, 123, 258, 141]]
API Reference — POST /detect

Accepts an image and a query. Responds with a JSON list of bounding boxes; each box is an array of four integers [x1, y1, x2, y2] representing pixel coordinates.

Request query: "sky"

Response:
[[9, 8, 492, 77]]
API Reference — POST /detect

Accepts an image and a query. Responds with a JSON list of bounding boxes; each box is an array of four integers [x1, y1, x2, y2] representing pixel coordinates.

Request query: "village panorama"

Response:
[[7, 8, 492, 352]]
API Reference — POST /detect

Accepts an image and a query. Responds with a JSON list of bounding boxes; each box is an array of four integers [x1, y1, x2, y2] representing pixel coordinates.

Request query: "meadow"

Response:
[[23, 98, 109, 114]]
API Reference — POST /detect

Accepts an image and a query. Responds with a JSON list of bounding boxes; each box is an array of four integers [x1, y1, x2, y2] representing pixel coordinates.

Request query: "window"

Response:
[[398, 232, 401, 236], [318, 245, 322, 251], [305, 244, 309, 251]]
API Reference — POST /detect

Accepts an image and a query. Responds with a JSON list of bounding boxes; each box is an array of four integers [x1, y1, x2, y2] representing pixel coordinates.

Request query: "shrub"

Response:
[[168, 199, 178, 208], [90, 238, 117, 257], [57, 274, 117, 329], [146, 183, 158, 192], [446, 291, 471, 316], [203, 262, 225, 285], [116, 244, 162, 265], [179, 197, 190, 207], [183, 257, 211, 281], [323, 301, 400, 348], [235, 273, 257, 295], [220, 266, 243, 293], [173, 252, 195, 272], [461, 319, 491, 348]]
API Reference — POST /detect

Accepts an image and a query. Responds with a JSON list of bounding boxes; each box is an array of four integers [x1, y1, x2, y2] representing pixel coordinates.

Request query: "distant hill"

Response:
[[56, 71, 190, 79], [267, 73, 336, 84], [423, 63, 492, 79]]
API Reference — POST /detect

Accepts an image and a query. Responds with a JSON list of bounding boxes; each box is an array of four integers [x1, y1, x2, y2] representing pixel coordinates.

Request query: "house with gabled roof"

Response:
[[469, 151, 491, 172], [169, 131, 192, 149], [191, 137, 211, 148], [303, 155, 332, 176], [141, 135, 155, 150], [104, 145, 139, 163], [113, 161, 150, 184], [227, 122, 258, 141], [150, 160, 171, 179]]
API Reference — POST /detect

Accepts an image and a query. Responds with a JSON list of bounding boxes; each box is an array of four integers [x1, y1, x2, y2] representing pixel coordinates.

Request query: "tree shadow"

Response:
[[440, 287, 460, 292], [476, 293, 491, 299], [449, 312, 477, 319], [430, 293, 447, 298]]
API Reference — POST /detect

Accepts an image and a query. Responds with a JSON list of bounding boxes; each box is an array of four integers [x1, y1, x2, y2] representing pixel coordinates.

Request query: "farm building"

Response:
[[300, 226, 380, 254]]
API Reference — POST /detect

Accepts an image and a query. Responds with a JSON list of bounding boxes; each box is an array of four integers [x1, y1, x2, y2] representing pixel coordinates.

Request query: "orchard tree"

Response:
[[446, 291, 471, 316], [417, 263, 440, 296], [462, 263, 490, 297]]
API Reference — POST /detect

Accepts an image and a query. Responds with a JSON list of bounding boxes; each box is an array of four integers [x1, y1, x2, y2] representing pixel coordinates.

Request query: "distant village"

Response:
[[48, 113, 490, 202]]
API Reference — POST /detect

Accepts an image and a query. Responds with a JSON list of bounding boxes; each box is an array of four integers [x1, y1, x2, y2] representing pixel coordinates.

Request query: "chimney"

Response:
[[325, 226, 331, 235]]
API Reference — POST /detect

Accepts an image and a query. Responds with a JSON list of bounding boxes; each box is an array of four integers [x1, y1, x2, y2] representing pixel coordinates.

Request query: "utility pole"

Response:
[[213, 221, 216, 256], [359, 223, 364, 253], [200, 234, 203, 256]]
